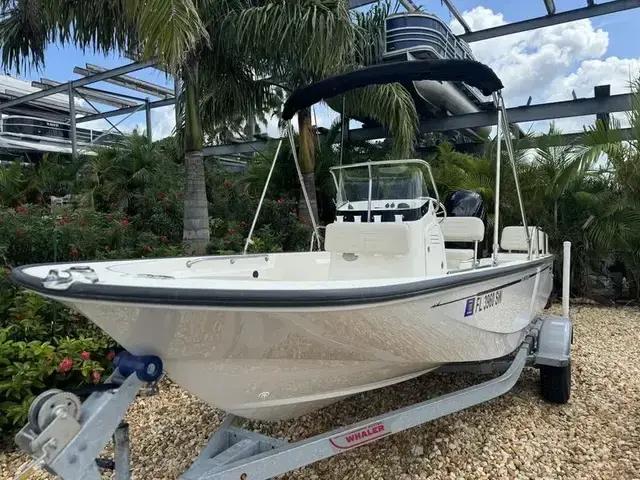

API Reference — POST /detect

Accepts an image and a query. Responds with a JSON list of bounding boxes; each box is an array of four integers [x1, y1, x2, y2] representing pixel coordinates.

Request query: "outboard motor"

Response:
[[444, 190, 486, 250], [444, 190, 486, 221]]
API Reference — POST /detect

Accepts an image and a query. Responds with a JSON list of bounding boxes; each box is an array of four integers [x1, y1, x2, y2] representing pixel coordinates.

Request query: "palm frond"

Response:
[[224, 0, 355, 81], [134, 0, 208, 70], [330, 82, 418, 158]]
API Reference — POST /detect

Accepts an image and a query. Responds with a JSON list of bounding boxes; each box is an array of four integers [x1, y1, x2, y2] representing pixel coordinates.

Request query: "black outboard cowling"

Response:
[[443, 190, 486, 250], [444, 190, 486, 221]]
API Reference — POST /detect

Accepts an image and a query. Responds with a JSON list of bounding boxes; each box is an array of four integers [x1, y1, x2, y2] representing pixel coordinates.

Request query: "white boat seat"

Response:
[[501, 226, 546, 253], [440, 217, 484, 242], [325, 222, 410, 255], [445, 249, 475, 270]]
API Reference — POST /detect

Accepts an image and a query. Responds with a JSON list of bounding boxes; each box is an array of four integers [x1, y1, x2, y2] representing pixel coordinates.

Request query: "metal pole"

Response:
[[145, 99, 152, 143], [563, 241, 571, 318], [244, 139, 284, 254], [174, 75, 181, 131], [367, 163, 373, 223], [492, 94, 502, 266], [68, 84, 77, 159], [288, 123, 320, 248], [498, 92, 531, 258], [113, 423, 131, 480], [339, 97, 346, 167]]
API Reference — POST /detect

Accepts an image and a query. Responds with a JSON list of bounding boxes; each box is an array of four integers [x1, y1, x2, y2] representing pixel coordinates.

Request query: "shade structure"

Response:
[[281, 59, 504, 120]]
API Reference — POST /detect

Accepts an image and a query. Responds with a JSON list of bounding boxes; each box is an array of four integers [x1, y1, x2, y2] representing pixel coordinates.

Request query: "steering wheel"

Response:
[[433, 199, 447, 223]]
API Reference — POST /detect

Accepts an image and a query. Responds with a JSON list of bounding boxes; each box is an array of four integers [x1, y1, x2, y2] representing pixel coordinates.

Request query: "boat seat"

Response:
[[440, 217, 484, 242], [324, 222, 410, 255], [445, 249, 475, 270], [325, 222, 415, 280], [501, 226, 546, 253]]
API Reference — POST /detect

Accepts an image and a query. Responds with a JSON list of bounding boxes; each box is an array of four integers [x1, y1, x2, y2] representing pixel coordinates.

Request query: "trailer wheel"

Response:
[[540, 361, 571, 404]]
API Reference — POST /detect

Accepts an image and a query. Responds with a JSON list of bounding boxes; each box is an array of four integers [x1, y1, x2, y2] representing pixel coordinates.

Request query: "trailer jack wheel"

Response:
[[540, 361, 571, 404]]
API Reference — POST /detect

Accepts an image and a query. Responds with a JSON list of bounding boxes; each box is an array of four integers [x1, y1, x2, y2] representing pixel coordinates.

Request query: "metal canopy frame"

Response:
[[1, 0, 638, 160], [204, 88, 634, 157], [0, 58, 174, 158]]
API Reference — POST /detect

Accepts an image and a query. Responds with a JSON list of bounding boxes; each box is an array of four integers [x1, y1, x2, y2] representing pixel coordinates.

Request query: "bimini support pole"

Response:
[[496, 91, 531, 259], [288, 123, 321, 250], [492, 93, 502, 266], [243, 138, 284, 254]]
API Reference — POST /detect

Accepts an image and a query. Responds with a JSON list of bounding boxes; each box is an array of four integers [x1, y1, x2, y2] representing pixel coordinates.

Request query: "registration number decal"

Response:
[[464, 289, 503, 317]]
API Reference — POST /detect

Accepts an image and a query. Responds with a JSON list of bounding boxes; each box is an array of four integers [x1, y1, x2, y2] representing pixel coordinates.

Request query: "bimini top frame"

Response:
[[246, 59, 531, 262]]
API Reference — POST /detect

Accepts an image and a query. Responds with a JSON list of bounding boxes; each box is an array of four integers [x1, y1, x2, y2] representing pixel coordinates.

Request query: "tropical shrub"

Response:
[[0, 268, 117, 428]]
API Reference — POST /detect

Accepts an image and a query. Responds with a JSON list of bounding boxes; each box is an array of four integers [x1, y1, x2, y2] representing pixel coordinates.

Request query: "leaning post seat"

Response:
[[500, 226, 547, 255], [439, 217, 485, 269], [324, 221, 422, 280]]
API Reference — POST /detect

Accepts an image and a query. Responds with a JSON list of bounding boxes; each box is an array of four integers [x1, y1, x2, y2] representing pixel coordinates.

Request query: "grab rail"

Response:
[[186, 254, 270, 268]]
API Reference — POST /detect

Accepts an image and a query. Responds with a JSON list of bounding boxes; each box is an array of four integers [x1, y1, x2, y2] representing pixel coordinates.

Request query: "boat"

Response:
[[12, 59, 554, 422], [383, 12, 492, 137]]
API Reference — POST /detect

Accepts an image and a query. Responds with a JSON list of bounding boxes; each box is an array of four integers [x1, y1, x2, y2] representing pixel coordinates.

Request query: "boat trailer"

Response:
[[13, 312, 572, 480]]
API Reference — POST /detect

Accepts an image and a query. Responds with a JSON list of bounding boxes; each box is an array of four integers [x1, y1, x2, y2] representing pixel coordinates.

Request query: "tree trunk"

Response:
[[297, 108, 319, 225], [182, 61, 210, 254]]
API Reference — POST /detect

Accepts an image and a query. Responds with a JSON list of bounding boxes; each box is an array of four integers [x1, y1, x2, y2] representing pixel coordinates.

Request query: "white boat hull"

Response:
[[18, 255, 553, 421]]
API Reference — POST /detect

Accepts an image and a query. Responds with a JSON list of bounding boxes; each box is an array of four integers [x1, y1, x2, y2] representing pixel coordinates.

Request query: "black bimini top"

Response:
[[282, 59, 504, 120]]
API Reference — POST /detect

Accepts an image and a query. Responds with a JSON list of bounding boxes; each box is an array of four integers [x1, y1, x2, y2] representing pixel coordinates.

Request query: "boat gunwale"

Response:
[[11, 255, 554, 308]]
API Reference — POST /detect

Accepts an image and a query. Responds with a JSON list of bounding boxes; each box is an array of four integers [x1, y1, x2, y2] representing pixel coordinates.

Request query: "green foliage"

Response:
[[0, 268, 116, 428]]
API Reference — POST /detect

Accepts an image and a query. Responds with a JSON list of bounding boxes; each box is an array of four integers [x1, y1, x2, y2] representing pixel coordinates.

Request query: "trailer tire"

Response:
[[540, 361, 571, 404]]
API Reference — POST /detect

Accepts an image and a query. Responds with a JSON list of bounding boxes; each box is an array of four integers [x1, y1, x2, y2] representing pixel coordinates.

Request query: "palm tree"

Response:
[[580, 79, 640, 298], [222, 0, 418, 224], [0, 0, 365, 252]]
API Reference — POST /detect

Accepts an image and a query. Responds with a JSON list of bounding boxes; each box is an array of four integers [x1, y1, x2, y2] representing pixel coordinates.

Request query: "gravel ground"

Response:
[[2, 304, 640, 480]]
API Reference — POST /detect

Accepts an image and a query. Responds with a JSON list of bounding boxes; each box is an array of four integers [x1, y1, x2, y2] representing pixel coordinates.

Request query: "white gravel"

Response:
[[2, 304, 640, 480]]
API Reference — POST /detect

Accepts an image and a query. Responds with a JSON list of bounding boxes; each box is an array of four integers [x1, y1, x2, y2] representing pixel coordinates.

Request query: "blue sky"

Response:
[[423, 0, 640, 59], [3, 0, 640, 138]]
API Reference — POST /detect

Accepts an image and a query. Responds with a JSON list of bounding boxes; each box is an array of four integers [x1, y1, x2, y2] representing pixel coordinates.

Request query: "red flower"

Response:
[[144, 245, 152, 253], [58, 357, 73, 373], [120, 219, 129, 226], [71, 248, 79, 257], [80, 351, 90, 361], [107, 216, 113, 222], [91, 371, 101, 383], [158, 192, 167, 200], [107, 351, 116, 361], [161, 235, 168, 243], [277, 198, 285, 204], [16, 205, 27, 213], [4, 267, 11, 276], [15, 313, 23, 321], [228, 228, 236, 234], [16, 229, 24, 237], [104, 245, 111, 252], [177, 191, 184, 197], [224, 180, 232, 188]]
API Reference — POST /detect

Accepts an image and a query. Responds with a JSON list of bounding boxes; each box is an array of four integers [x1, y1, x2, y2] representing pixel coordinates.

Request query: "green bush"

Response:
[[0, 268, 116, 428]]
